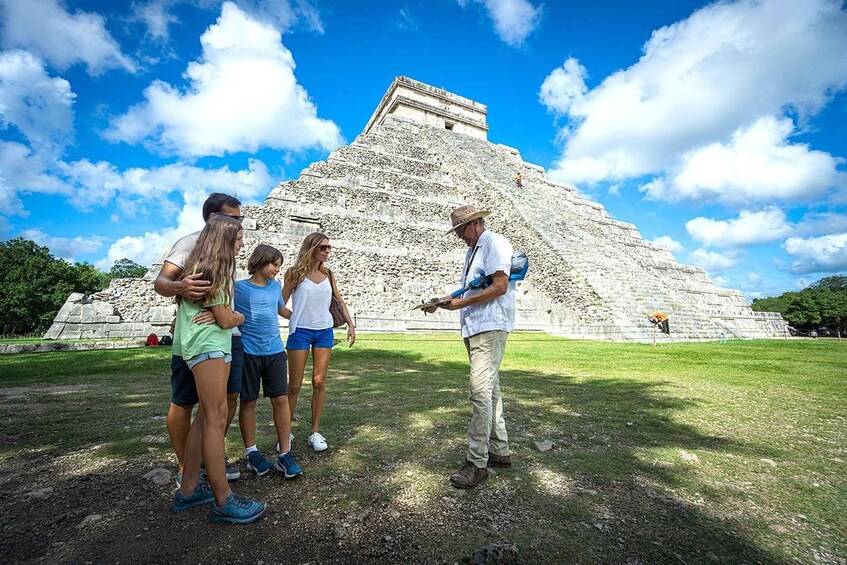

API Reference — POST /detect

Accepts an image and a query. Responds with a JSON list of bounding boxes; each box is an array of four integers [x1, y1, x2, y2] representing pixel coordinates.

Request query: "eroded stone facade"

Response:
[[45, 77, 786, 341]]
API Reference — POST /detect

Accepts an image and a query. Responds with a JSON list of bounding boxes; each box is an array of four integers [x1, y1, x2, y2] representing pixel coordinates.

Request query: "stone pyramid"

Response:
[[45, 76, 787, 341]]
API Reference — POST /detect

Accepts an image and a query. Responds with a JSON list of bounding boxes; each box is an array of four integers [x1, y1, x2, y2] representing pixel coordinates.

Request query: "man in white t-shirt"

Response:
[[154, 193, 244, 485], [423, 204, 516, 489]]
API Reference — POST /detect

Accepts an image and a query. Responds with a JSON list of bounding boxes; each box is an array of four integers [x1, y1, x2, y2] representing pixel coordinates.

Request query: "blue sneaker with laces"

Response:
[[172, 481, 214, 512], [209, 493, 266, 524], [246, 451, 272, 476], [275, 451, 303, 479]]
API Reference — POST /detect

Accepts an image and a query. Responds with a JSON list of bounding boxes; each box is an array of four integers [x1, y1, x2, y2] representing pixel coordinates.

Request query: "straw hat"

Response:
[[446, 205, 491, 234]]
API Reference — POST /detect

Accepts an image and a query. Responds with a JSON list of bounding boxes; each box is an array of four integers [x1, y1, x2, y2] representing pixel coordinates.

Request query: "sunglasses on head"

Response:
[[318, 244, 332, 252]]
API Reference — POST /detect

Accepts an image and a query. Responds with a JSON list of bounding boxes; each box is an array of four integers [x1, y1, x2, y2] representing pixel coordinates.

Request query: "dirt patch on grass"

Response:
[[1, 448, 537, 564], [1, 384, 90, 398]]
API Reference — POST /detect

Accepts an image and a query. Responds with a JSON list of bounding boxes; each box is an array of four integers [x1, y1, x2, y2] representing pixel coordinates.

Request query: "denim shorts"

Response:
[[171, 336, 244, 405], [286, 327, 335, 350], [185, 350, 231, 370]]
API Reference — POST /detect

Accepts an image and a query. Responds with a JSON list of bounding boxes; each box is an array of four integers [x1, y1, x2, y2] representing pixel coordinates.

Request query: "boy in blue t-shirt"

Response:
[[235, 245, 302, 478]]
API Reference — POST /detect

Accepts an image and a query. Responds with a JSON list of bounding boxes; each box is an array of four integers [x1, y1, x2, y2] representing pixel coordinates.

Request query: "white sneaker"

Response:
[[308, 432, 328, 452], [276, 433, 294, 456]]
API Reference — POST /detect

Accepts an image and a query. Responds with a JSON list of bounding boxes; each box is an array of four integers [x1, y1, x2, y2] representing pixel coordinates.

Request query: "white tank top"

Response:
[[289, 276, 333, 332]]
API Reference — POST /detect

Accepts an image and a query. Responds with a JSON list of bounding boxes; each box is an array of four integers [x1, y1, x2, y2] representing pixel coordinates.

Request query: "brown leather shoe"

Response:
[[487, 452, 511, 468], [449, 461, 488, 489]]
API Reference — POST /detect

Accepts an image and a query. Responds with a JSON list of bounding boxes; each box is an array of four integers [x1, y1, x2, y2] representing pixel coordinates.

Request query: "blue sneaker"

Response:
[[209, 493, 266, 524], [275, 451, 303, 479], [172, 481, 214, 512], [176, 472, 209, 490], [200, 459, 241, 481], [246, 451, 272, 476]]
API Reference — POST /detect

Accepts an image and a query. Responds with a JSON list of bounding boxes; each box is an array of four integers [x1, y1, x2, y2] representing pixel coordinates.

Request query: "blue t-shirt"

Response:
[[235, 278, 285, 355]]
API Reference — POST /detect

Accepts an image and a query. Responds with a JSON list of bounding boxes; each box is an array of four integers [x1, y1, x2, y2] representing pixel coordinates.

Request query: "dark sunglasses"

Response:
[[318, 244, 332, 252], [222, 213, 244, 222]]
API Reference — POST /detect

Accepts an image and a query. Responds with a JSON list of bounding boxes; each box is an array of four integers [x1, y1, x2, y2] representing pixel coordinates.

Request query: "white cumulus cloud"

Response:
[[670, 117, 843, 204], [783, 233, 847, 273], [226, 0, 324, 34], [542, 0, 847, 203], [0, 141, 68, 208], [0, 0, 135, 75], [0, 50, 75, 153], [539, 58, 587, 115], [650, 235, 683, 254], [794, 211, 847, 237], [56, 158, 273, 215], [98, 162, 271, 269], [106, 1, 342, 158], [686, 207, 793, 247], [134, 0, 325, 42], [0, 136, 272, 224], [458, 0, 542, 46], [20, 228, 104, 261], [689, 248, 740, 271], [131, 0, 179, 42]]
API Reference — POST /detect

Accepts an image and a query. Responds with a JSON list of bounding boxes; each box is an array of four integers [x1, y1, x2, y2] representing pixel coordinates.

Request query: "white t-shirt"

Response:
[[458, 229, 516, 338], [164, 231, 199, 269], [288, 276, 333, 333], [163, 231, 241, 337]]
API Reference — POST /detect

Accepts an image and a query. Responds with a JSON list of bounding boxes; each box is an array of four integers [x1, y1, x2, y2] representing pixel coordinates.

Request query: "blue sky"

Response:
[[1, 0, 845, 300]]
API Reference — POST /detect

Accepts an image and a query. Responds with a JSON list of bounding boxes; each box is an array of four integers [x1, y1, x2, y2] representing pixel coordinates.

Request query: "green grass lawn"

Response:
[[0, 335, 844, 563]]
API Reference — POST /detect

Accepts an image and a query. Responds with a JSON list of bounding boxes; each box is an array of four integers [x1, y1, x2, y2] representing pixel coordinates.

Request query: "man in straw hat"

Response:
[[423, 204, 516, 488]]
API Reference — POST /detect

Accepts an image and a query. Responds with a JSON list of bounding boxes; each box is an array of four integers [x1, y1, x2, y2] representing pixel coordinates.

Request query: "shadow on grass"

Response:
[[0, 345, 793, 563]]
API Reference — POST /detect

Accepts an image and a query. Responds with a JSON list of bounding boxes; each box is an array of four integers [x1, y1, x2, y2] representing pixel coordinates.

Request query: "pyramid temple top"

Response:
[[363, 76, 488, 140]]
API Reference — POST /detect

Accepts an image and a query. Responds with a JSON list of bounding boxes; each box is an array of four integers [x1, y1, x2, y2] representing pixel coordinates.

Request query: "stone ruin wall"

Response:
[[45, 80, 787, 342]]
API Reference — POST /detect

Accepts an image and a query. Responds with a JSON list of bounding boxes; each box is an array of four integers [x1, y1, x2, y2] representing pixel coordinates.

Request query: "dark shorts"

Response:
[[241, 351, 288, 402], [170, 335, 244, 405], [286, 327, 335, 350]]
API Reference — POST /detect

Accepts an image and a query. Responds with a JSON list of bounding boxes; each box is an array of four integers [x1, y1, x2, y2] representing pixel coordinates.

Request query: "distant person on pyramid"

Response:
[[514, 172, 522, 188], [153, 193, 245, 489], [649, 312, 670, 334], [422, 204, 515, 489]]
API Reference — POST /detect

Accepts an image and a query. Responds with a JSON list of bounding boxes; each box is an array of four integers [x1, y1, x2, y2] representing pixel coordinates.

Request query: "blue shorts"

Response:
[[170, 335, 244, 405], [286, 327, 335, 350]]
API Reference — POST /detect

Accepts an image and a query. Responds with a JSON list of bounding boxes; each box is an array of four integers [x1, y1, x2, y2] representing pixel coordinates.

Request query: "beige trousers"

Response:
[[463, 330, 510, 468]]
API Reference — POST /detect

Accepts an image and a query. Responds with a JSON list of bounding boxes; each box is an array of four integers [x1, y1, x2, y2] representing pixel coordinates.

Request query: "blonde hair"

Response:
[[284, 232, 329, 291], [182, 215, 242, 305]]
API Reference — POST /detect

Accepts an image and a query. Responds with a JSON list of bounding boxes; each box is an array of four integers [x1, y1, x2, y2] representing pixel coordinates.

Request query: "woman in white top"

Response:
[[282, 232, 355, 452]]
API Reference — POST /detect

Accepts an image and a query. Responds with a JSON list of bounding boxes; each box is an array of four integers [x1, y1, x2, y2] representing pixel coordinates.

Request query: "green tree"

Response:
[[0, 238, 110, 335], [810, 275, 847, 291], [752, 274, 847, 336], [783, 290, 822, 328], [751, 293, 793, 314], [816, 288, 847, 337], [109, 258, 148, 278], [72, 262, 112, 293]]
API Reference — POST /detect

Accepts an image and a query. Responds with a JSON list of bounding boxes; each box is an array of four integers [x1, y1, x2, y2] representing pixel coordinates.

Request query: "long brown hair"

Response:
[[284, 232, 329, 291], [182, 215, 242, 304]]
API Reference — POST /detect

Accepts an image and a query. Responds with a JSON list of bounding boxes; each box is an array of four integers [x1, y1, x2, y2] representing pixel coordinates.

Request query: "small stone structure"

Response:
[[364, 76, 489, 140], [45, 76, 787, 341]]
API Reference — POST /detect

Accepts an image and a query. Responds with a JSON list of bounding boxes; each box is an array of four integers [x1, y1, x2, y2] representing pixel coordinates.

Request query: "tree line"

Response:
[[751, 275, 847, 337], [0, 238, 148, 336]]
